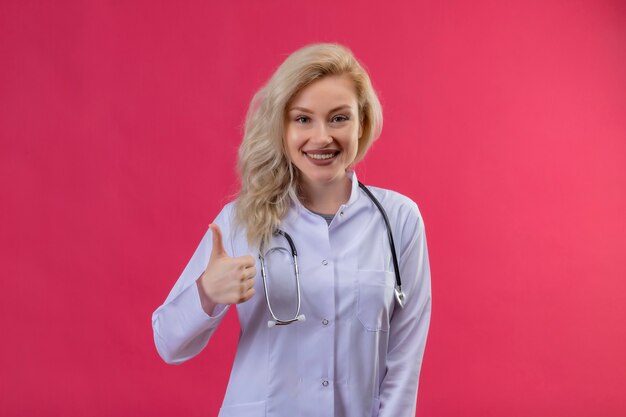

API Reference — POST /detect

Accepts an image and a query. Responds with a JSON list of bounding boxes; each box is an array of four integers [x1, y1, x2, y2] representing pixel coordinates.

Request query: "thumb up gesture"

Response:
[[196, 224, 256, 315]]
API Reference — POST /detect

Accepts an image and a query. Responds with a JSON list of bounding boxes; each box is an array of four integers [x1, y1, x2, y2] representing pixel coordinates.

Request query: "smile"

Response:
[[303, 151, 340, 161]]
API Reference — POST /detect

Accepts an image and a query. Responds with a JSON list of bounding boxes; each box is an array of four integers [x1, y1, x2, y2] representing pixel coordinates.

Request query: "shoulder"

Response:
[[360, 185, 426, 253], [362, 185, 424, 226], [215, 201, 237, 223], [207, 201, 237, 234], [214, 200, 251, 256]]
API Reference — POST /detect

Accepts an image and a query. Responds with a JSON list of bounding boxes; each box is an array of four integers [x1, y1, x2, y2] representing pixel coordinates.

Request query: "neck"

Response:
[[299, 175, 352, 215]]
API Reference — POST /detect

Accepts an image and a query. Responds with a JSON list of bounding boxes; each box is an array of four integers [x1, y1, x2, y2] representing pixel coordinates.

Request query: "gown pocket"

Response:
[[356, 270, 395, 332], [219, 400, 266, 417]]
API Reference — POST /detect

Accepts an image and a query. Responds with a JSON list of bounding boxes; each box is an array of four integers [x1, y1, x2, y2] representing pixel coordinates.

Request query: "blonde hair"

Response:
[[234, 43, 383, 248]]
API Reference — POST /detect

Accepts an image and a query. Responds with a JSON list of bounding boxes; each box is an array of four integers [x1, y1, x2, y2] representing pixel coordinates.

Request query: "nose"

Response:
[[309, 123, 333, 146]]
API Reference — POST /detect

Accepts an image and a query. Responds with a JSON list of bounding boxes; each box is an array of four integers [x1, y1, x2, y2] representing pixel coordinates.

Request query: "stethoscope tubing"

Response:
[[357, 182, 402, 289], [259, 230, 305, 327], [357, 182, 406, 308], [259, 182, 406, 327]]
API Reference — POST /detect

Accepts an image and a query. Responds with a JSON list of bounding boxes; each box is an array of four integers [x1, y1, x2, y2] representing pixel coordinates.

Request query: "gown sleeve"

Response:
[[151, 204, 234, 365], [378, 201, 432, 416]]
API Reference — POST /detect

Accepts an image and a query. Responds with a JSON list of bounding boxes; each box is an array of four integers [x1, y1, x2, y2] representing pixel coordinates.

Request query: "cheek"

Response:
[[346, 129, 360, 153], [285, 131, 303, 157]]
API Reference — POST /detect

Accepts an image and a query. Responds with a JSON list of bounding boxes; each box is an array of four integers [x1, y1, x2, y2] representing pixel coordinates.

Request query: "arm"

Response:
[[378, 202, 432, 416], [151, 207, 232, 365]]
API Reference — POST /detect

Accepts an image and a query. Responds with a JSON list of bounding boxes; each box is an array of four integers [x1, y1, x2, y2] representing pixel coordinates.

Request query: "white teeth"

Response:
[[306, 153, 336, 160]]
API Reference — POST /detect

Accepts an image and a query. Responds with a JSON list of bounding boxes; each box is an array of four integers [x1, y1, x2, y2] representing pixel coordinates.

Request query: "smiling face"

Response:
[[284, 75, 362, 192]]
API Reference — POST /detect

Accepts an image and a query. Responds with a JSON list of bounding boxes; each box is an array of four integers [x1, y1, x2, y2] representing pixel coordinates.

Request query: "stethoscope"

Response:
[[258, 182, 406, 328]]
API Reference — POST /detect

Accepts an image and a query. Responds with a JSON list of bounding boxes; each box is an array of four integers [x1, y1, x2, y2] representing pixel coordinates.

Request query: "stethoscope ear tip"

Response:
[[297, 314, 306, 322], [268, 320, 276, 328]]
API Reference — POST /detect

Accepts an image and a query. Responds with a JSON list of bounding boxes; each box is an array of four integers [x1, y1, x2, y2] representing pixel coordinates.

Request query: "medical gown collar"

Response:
[[291, 170, 362, 216]]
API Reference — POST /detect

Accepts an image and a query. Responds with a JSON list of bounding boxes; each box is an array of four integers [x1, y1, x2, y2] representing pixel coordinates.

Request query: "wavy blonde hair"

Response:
[[234, 43, 383, 248]]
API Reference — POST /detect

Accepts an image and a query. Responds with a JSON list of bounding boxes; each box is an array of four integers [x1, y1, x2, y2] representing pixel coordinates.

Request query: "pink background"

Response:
[[1, 1, 625, 416]]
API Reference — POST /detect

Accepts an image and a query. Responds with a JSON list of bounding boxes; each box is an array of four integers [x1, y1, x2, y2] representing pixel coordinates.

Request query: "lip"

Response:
[[302, 150, 340, 166], [302, 149, 340, 154]]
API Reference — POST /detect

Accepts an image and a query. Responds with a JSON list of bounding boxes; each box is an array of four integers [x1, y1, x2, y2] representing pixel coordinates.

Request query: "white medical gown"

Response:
[[152, 171, 432, 417]]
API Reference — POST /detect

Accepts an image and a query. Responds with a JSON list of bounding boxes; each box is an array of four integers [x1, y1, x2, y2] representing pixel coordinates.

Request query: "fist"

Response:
[[196, 224, 256, 313]]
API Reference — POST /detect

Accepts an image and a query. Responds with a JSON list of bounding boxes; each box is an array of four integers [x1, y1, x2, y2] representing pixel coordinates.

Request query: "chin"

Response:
[[302, 171, 346, 186]]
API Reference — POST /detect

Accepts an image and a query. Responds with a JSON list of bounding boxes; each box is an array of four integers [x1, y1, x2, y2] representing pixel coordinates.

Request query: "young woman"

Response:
[[152, 43, 432, 417]]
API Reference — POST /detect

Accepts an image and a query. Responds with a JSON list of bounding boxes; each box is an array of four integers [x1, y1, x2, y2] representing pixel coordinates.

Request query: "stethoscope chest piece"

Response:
[[394, 286, 406, 309]]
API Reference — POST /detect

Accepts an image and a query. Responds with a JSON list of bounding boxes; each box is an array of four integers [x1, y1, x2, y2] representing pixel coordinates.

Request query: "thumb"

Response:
[[209, 223, 227, 259]]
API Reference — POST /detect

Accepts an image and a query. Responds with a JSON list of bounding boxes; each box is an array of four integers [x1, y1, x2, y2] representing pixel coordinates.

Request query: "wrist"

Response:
[[196, 278, 218, 316]]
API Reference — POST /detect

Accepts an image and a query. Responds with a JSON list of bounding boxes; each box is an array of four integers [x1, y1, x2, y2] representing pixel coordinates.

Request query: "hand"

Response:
[[196, 224, 256, 314]]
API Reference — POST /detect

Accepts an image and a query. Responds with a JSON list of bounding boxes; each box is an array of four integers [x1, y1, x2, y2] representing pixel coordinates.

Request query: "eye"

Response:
[[295, 115, 310, 124], [331, 114, 349, 123]]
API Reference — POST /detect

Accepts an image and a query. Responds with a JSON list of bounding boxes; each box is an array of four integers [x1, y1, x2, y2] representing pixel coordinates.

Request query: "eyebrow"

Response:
[[287, 105, 353, 114]]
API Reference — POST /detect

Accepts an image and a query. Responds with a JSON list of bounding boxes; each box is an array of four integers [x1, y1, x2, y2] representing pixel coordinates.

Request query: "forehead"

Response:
[[288, 75, 358, 110]]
